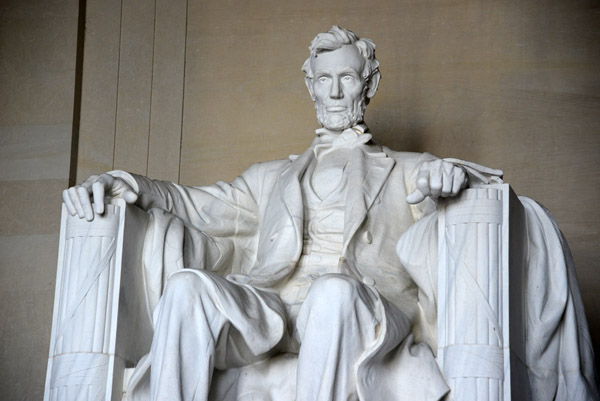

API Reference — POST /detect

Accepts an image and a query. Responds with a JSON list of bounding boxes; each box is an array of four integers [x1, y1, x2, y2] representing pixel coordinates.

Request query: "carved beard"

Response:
[[315, 95, 367, 131]]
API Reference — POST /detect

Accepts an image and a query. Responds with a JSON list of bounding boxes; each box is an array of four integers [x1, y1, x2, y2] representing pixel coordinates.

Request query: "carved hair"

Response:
[[302, 26, 380, 82]]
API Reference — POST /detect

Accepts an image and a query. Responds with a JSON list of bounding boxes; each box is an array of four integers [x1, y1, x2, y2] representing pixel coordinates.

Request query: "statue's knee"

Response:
[[163, 271, 206, 305], [307, 274, 362, 308]]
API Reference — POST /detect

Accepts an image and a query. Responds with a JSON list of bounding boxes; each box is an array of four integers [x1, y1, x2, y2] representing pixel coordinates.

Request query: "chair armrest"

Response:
[[44, 199, 152, 401], [437, 184, 529, 400]]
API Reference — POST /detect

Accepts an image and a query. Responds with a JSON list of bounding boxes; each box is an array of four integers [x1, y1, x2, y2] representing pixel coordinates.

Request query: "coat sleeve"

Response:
[[108, 161, 287, 274], [110, 163, 268, 235], [390, 150, 438, 222]]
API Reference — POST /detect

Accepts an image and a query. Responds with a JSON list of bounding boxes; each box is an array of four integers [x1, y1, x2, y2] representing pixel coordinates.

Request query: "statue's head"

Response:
[[302, 26, 381, 131]]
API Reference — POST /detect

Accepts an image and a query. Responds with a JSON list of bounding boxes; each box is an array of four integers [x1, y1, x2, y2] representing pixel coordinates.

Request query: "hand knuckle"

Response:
[[430, 181, 442, 190]]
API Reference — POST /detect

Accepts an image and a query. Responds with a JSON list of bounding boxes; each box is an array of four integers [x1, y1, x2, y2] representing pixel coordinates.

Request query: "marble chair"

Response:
[[43, 184, 578, 401]]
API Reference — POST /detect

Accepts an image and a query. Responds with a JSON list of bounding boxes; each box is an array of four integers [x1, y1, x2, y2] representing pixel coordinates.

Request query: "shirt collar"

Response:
[[315, 123, 369, 141], [312, 124, 372, 159]]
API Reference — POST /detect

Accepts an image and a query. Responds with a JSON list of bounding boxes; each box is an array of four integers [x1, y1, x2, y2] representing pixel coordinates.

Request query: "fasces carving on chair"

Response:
[[49, 27, 598, 401], [45, 201, 152, 401], [46, 205, 120, 401]]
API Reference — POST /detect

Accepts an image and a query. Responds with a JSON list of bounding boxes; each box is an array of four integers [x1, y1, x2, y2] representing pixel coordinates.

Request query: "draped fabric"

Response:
[[397, 197, 599, 401]]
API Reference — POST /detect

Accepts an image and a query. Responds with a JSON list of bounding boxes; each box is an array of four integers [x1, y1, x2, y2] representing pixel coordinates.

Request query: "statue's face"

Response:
[[310, 45, 367, 131]]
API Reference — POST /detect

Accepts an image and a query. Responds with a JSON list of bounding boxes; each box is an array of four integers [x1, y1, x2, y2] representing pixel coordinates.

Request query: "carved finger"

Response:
[[92, 181, 106, 215], [441, 163, 454, 197], [452, 174, 463, 196], [62, 189, 77, 216], [451, 172, 464, 196], [429, 167, 442, 197], [122, 189, 138, 204], [406, 189, 426, 204], [68, 187, 85, 218], [77, 186, 94, 221], [416, 168, 431, 197]]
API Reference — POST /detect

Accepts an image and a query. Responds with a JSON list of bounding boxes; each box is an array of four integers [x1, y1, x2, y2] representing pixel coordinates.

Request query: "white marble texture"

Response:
[[436, 185, 528, 400], [44, 200, 152, 401]]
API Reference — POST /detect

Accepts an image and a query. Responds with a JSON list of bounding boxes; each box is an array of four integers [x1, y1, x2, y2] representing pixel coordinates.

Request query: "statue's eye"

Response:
[[318, 76, 329, 83], [342, 75, 354, 83]]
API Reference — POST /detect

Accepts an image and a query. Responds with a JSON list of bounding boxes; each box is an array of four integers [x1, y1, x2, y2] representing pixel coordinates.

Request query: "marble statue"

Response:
[[60, 26, 598, 401]]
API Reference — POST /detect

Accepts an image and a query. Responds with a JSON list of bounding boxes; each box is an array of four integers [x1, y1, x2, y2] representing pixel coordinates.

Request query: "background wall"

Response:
[[1, 0, 598, 399], [0, 0, 80, 399]]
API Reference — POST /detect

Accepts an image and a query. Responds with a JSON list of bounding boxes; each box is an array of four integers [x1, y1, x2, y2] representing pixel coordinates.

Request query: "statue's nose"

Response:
[[329, 78, 342, 99]]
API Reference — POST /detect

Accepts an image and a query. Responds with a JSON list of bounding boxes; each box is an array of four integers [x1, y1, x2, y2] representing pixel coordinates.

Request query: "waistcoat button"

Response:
[[363, 276, 376, 286]]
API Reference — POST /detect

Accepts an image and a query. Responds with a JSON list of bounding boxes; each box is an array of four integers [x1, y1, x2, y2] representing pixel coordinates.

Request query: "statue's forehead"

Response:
[[311, 45, 365, 74]]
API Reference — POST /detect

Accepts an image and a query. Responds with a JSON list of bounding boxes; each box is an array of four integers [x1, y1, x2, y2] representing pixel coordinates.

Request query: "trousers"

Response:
[[149, 269, 410, 401]]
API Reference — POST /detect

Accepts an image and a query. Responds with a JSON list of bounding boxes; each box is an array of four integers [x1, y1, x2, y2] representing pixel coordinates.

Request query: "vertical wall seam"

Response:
[[146, 0, 158, 177], [69, 0, 87, 187], [112, 0, 125, 170], [177, 0, 189, 184]]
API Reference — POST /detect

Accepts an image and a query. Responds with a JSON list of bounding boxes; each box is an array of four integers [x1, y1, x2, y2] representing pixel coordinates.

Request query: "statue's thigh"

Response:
[[301, 273, 378, 312], [294, 274, 378, 339], [159, 269, 289, 368], [294, 273, 412, 347]]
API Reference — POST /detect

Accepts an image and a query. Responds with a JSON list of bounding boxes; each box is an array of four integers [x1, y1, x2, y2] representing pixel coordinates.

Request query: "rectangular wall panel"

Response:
[[77, 0, 123, 183], [146, 0, 187, 182], [113, 0, 156, 175]]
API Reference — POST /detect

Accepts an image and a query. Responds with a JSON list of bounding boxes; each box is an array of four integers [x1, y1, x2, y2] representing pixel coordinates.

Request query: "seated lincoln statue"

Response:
[[62, 26, 598, 401]]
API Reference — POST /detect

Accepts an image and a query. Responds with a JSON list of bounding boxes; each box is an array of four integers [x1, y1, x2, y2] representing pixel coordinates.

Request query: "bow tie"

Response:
[[313, 124, 372, 159]]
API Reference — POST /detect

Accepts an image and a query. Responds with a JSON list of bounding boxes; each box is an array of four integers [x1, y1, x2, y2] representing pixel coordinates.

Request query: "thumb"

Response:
[[406, 189, 426, 205], [122, 189, 138, 204]]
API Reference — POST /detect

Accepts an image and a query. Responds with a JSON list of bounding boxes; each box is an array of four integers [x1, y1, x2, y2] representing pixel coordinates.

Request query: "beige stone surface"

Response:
[[76, 0, 122, 182], [0, 180, 67, 236], [0, 0, 78, 126], [180, 0, 317, 185], [0, 235, 57, 400], [147, 0, 188, 182], [0, 125, 72, 182], [113, 0, 156, 176], [0, 0, 78, 399]]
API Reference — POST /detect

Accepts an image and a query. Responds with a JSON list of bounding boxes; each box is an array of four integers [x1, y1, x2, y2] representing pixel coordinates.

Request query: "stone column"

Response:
[[437, 184, 529, 401], [44, 200, 151, 401]]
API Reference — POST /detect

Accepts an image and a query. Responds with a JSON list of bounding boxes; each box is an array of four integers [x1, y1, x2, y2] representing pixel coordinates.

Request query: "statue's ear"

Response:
[[366, 70, 381, 99], [305, 76, 316, 101]]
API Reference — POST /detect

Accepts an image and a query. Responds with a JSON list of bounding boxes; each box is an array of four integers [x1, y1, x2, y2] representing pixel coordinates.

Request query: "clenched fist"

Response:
[[406, 159, 467, 204]]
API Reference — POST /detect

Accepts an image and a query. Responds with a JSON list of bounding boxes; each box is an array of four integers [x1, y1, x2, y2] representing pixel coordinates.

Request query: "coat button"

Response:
[[375, 197, 381, 204], [363, 276, 375, 286], [363, 231, 372, 244]]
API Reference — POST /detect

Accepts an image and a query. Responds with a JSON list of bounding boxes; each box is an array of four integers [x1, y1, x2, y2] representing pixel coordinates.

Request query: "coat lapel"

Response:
[[274, 142, 395, 261], [277, 147, 314, 262], [343, 146, 395, 251]]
